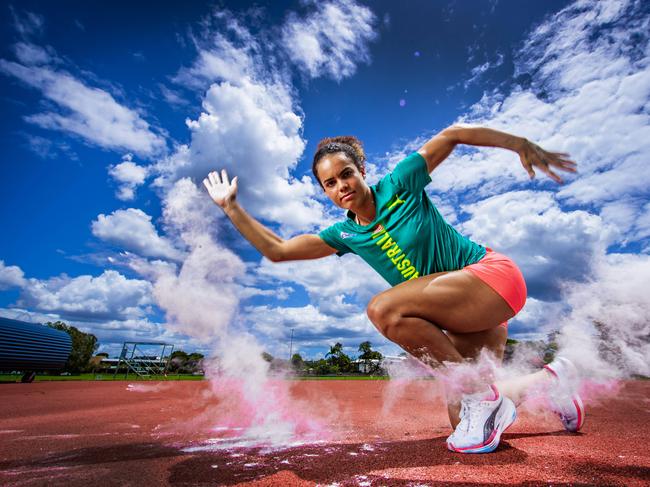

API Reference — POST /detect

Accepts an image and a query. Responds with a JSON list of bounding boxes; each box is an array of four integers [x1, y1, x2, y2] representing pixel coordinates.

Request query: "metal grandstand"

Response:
[[113, 342, 174, 379]]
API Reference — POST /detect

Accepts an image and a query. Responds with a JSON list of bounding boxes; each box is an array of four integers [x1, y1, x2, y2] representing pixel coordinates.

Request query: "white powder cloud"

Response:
[[91, 208, 184, 261], [151, 234, 244, 342], [139, 177, 324, 447], [148, 178, 246, 341], [160, 177, 221, 241], [558, 252, 650, 377]]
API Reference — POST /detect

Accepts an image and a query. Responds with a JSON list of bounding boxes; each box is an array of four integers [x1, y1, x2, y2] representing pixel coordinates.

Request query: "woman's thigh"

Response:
[[446, 327, 507, 362], [368, 270, 515, 333]]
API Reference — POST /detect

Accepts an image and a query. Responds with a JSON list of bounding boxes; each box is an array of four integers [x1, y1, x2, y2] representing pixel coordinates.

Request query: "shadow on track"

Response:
[[0, 442, 182, 470], [3, 437, 645, 486], [569, 460, 650, 485], [504, 431, 583, 440], [167, 436, 528, 485]]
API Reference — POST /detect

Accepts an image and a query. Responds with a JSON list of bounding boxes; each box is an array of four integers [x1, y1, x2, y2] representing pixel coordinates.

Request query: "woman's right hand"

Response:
[[203, 169, 238, 210], [517, 140, 577, 183]]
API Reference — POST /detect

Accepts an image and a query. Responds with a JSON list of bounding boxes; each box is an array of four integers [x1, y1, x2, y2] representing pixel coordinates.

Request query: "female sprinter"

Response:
[[203, 125, 582, 453]]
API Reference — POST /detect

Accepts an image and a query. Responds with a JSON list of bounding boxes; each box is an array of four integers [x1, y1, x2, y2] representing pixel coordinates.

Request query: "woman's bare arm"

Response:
[[417, 125, 577, 182], [203, 170, 337, 262]]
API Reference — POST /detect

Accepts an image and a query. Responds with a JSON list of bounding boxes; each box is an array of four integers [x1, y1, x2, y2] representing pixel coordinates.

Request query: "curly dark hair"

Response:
[[312, 135, 366, 186]]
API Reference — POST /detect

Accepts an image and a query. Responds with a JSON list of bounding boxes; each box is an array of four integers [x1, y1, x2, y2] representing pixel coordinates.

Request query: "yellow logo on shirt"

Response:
[[386, 194, 406, 211], [371, 225, 419, 280]]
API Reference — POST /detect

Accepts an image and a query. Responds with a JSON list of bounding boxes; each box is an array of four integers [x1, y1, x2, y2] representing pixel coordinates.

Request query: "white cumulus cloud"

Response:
[[0, 261, 27, 290], [257, 253, 388, 306], [243, 303, 390, 357], [158, 10, 338, 232], [91, 208, 184, 261], [450, 0, 650, 241], [460, 191, 611, 301], [281, 0, 378, 81], [180, 78, 325, 232], [108, 154, 149, 201], [17, 270, 153, 322], [0, 56, 166, 158]]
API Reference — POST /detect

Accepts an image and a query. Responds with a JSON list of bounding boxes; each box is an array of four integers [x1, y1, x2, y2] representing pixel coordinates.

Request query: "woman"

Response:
[[203, 125, 581, 453]]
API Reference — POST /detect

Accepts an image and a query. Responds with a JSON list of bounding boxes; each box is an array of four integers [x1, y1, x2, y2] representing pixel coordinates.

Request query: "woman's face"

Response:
[[316, 152, 368, 210]]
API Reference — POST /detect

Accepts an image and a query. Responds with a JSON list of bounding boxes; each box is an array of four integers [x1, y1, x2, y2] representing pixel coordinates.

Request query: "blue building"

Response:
[[0, 317, 72, 382]]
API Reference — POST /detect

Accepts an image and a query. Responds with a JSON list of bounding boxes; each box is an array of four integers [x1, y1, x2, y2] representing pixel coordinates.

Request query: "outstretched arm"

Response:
[[417, 125, 577, 183], [203, 170, 337, 262]]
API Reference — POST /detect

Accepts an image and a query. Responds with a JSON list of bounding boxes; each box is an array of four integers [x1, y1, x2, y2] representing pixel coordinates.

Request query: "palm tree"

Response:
[[357, 341, 382, 374], [326, 342, 343, 362], [358, 341, 373, 359], [325, 342, 352, 373]]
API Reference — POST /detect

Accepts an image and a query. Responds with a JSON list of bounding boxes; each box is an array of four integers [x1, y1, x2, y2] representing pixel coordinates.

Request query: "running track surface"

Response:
[[1, 380, 648, 486]]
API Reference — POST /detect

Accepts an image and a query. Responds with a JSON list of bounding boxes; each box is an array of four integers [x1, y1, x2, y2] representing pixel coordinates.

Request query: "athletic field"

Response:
[[1, 380, 648, 486]]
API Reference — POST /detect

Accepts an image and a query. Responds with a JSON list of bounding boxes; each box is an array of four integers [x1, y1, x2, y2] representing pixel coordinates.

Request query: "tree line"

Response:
[[40, 320, 562, 378], [266, 341, 385, 376], [46, 321, 99, 373], [41, 321, 386, 376]]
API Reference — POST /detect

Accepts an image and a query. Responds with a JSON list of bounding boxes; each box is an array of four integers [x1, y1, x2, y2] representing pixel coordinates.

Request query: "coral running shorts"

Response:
[[462, 249, 528, 328]]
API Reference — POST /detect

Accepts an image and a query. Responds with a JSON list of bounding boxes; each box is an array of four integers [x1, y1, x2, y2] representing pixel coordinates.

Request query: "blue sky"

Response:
[[1, 0, 649, 363]]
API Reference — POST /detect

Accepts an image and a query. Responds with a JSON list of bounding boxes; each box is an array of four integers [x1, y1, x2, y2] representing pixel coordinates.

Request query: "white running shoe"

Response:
[[446, 385, 517, 454], [544, 357, 585, 432]]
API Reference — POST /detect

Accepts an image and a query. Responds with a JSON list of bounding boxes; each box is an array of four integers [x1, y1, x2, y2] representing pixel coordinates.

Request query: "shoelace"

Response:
[[457, 398, 480, 433]]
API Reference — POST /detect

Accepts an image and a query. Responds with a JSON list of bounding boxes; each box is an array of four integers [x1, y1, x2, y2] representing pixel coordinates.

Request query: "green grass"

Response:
[[0, 373, 394, 382], [292, 375, 389, 380], [0, 373, 205, 382], [4, 372, 647, 383]]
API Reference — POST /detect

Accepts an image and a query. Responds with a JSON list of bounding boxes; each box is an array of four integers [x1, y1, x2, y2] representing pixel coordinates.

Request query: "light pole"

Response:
[[288, 328, 294, 362]]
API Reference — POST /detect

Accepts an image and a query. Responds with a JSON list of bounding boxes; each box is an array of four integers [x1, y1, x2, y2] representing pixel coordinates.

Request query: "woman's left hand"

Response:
[[517, 139, 577, 183]]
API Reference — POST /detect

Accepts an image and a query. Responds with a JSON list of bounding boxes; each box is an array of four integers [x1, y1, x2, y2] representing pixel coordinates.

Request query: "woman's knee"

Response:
[[366, 293, 401, 338]]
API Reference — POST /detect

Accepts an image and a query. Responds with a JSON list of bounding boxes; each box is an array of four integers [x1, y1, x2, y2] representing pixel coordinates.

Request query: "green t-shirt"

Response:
[[319, 152, 486, 287]]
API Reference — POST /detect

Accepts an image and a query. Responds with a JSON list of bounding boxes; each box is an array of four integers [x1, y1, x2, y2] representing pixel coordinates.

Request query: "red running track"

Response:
[[0, 380, 649, 486]]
